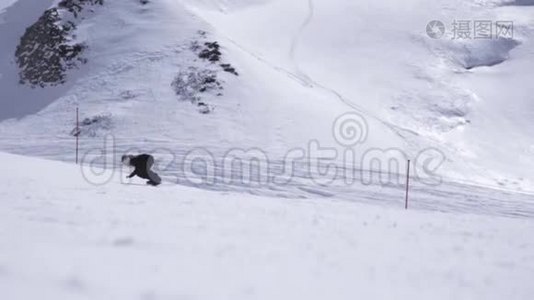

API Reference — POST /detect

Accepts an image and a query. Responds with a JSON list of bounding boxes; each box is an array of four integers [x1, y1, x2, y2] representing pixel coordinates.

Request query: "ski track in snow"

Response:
[[285, 0, 488, 153], [227, 0, 440, 151], [1, 136, 532, 219]]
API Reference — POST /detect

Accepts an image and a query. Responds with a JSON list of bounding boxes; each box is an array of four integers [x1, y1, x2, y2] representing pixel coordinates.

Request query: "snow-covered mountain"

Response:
[[1, 0, 533, 195]]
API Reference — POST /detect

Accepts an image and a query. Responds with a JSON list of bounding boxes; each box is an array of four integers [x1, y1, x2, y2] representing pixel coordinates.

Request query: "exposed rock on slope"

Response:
[[15, 0, 104, 87], [171, 32, 239, 114]]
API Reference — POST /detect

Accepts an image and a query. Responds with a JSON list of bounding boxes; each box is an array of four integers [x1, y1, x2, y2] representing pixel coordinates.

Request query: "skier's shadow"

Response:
[[122, 183, 149, 187]]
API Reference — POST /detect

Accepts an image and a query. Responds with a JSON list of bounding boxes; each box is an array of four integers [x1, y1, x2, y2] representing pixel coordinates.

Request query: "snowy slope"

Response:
[[0, 0, 533, 193], [1, 152, 534, 300], [0, 0, 17, 12], [179, 0, 534, 189], [0, 1, 533, 200]]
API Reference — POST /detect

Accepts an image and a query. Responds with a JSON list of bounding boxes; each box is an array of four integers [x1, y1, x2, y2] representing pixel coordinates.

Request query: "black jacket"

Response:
[[128, 154, 154, 179]]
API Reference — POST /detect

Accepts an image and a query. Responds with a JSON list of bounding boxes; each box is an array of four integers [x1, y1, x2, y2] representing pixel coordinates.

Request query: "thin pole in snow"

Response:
[[76, 107, 79, 164], [405, 159, 411, 210]]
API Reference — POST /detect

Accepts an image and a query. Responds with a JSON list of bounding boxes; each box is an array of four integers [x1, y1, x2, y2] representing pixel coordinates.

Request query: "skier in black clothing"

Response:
[[121, 154, 162, 186]]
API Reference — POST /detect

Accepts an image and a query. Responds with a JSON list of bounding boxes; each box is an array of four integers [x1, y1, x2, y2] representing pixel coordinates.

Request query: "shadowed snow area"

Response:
[[449, 38, 520, 69], [0, 0, 62, 119], [503, 0, 534, 5]]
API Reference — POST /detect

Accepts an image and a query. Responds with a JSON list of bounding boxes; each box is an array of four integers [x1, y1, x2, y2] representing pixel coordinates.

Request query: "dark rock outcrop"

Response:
[[15, 0, 104, 88]]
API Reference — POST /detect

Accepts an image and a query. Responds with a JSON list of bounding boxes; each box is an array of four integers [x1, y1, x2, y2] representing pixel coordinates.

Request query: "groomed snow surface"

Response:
[[1, 153, 533, 300]]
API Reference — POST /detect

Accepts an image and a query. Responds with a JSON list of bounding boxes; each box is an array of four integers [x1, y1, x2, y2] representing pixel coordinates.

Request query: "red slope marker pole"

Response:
[[405, 159, 411, 210], [76, 107, 79, 164]]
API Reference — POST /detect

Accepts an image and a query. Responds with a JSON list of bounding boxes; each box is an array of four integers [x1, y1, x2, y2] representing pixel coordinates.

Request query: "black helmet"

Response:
[[121, 154, 134, 165]]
